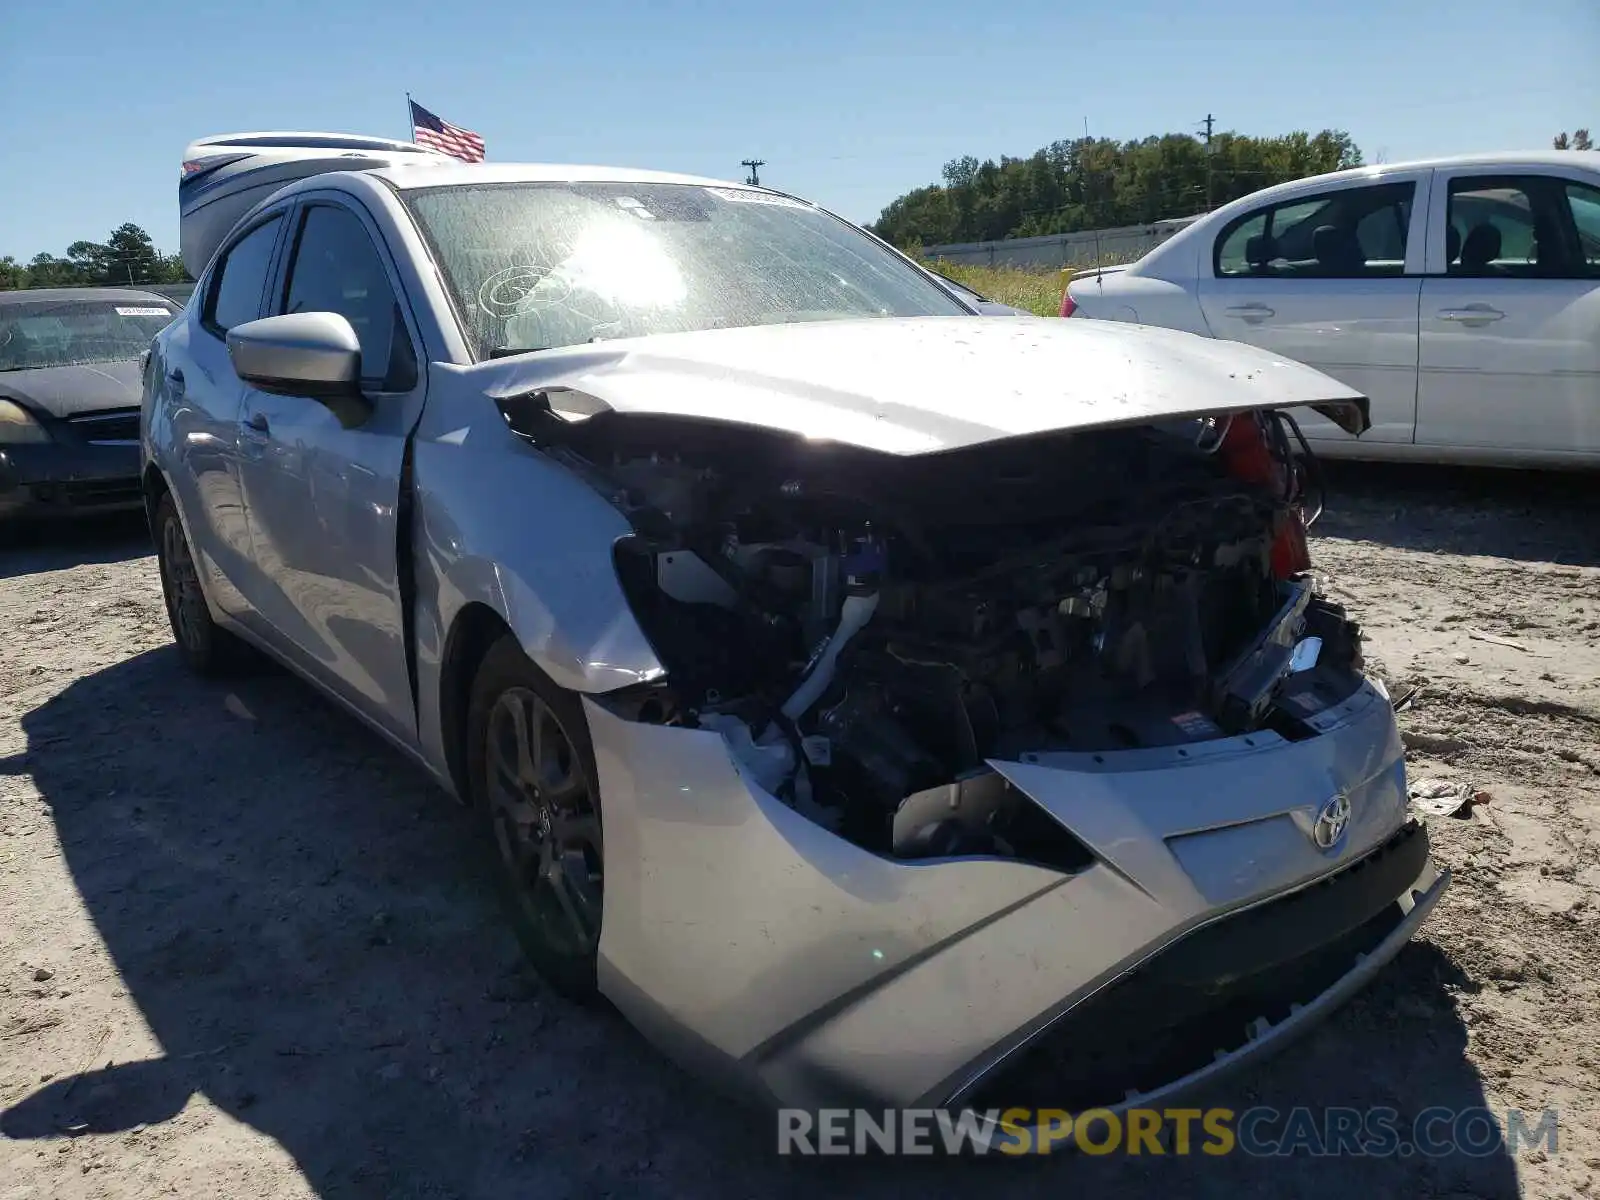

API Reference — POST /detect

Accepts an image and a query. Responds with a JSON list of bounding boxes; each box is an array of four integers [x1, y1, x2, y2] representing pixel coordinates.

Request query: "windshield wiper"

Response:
[[489, 331, 620, 359]]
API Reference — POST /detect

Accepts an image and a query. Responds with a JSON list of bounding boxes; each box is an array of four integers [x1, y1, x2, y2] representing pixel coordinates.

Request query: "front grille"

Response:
[[66, 408, 140, 443], [31, 480, 143, 508], [963, 822, 1430, 1112]]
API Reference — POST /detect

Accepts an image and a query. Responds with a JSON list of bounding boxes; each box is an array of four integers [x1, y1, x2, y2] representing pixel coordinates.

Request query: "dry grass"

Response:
[[921, 253, 1141, 317], [923, 261, 1066, 316]]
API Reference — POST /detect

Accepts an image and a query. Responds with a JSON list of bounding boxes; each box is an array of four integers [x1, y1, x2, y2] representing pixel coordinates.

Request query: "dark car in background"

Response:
[[0, 288, 181, 523]]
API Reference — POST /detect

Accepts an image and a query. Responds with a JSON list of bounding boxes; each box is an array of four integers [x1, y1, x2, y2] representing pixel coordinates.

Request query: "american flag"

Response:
[[409, 99, 485, 162]]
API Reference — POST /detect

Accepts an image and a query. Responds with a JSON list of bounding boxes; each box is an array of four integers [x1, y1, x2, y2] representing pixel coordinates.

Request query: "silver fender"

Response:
[[408, 377, 665, 788]]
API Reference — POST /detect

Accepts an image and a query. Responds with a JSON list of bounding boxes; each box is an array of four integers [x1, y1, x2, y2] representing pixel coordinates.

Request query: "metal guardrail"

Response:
[[922, 215, 1202, 270]]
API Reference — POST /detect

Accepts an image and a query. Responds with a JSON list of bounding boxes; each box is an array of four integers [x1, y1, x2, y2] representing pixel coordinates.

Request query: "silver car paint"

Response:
[[228, 190, 432, 745], [226, 311, 363, 392], [147, 212, 291, 627], [145, 160, 1441, 1113], [585, 678, 1413, 1109], [407, 369, 668, 788], [456, 315, 1369, 452]]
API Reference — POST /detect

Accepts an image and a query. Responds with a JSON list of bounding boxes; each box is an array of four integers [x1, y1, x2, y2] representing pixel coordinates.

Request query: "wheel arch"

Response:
[[437, 600, 515, 805], [408, 436, 667, 801], [141, 461, 171, 533]]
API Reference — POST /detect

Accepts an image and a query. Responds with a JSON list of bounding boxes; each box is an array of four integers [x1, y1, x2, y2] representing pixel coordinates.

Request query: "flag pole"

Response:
[[405, 92, 414, 143]]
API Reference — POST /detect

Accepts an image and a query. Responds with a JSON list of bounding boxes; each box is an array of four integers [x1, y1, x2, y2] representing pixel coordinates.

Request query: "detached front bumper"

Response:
[[586, 678, 1443, 1113], [956, 824, 1446, 1131], [0, 442, 143, 521]]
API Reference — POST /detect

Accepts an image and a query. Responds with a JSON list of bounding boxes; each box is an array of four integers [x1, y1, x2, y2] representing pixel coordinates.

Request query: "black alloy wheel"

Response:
[[468, 635, 604, 999]]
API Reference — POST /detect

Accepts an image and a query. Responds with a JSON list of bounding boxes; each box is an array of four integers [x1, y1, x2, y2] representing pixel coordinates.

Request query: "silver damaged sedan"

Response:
[[143, 145, 1448, 1129]]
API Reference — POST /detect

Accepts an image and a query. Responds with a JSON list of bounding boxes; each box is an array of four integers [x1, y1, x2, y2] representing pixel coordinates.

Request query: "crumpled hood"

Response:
[[452, 316, 1369, 454], [0, 358, 144, 419]]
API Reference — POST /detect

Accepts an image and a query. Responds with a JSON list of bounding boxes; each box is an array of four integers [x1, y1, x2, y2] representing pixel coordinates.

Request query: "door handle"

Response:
[[243, 412, 270, 434], [1225, 304, 1275, 321], [1438, 306, 1504, 324], [166, 368, 185, 398]]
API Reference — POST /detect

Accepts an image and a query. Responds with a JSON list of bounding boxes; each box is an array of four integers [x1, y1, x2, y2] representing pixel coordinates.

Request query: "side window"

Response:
[[280, 205, 417, 391], [203, 216, 283, 336], [1446, 175, 1586, 278], [1216, 211, 1267, 276], [1562, 181, 1600, 275], [1214, 182, 1414, 279]]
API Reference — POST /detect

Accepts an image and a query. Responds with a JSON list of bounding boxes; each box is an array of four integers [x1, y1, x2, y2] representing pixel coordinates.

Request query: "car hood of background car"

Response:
[[457, 316, 1369, 453], [0, 359, 143, 419]]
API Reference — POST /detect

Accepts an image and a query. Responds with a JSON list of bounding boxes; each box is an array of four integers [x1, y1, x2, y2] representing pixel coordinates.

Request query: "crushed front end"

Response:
[[506, 394, 1446, 1113]]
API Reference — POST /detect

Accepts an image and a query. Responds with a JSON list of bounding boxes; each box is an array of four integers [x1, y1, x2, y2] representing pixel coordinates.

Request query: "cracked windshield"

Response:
[[405, 181, 965, 359]]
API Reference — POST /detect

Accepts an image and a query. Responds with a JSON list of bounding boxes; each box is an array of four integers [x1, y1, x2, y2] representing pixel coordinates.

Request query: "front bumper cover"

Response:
[[586, 677, 1441, 1113], [0, 441, 143, 520], [955, 824, 1445, 1130]]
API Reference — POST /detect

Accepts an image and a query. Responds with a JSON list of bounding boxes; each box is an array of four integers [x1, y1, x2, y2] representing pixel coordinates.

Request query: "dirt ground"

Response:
[[1, 463, 1597, 1199]]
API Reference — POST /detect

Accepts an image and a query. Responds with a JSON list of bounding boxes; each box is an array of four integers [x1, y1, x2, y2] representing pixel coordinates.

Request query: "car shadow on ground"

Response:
[[0, 511, 152, 580], [3, 647, 1523, 1198], [1316, 461, 1599, 567]]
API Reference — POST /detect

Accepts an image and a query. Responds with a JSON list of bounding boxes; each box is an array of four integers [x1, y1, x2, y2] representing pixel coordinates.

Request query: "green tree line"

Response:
[[0, 223, 189, 291], [874, 124, 1597, 249], [870, 127, 1367, 248]]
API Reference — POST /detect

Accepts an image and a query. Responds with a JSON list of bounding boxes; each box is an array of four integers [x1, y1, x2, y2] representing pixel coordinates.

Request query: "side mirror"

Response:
[[226, 312, 363, 400]]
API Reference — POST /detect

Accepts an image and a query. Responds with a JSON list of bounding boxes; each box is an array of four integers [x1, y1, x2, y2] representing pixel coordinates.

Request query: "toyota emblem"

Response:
[[1312, 792, 1352, 851]]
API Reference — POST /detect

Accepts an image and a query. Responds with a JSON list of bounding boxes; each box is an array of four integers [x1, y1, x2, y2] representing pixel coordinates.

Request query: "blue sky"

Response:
[[3, 0, 1595, 260]]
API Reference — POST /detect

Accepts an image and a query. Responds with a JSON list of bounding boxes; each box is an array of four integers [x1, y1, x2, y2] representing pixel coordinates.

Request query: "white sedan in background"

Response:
[[1063, 152, 1600, 468]]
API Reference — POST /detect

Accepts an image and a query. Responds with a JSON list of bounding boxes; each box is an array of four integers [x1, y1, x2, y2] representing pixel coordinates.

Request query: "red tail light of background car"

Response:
[[1217, 412, 1313, 579]]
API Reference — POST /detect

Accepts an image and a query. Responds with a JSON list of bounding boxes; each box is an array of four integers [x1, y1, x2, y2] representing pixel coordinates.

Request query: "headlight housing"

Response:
[[0, 399, 50, 445]]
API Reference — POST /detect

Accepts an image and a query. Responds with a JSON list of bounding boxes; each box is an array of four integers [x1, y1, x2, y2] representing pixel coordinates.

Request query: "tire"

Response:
[[467, 634, 604, 1000], [153, 492, 254, 676]]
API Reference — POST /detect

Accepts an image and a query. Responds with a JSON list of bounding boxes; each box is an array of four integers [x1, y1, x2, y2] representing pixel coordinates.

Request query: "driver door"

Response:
[[234, 198, 426, 743]]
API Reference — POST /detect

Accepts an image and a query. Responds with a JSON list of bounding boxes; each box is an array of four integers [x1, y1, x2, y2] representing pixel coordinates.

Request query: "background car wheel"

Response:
[[153, 493, 253, 677], [467, 634, 604, 1001]]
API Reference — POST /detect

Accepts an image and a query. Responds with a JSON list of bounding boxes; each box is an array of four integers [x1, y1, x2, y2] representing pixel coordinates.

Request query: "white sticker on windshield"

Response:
[[704, 187, 808, 209], [115, 306, 171, 317], [614, 196, 656, 219]]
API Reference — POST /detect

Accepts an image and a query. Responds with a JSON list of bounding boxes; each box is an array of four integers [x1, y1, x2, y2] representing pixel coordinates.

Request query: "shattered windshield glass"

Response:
[[403, 182, 967, 360]]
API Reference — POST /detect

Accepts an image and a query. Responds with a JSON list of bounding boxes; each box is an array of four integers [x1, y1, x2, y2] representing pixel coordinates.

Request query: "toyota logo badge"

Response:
[[1312, 792, 1352, 851]]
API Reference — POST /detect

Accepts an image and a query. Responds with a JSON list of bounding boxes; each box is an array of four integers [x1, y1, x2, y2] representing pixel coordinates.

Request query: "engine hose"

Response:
[[780, 590, 881, 722]]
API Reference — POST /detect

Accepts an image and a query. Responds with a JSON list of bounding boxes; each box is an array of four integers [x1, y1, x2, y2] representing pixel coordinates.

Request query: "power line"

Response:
[[740, 158, 766, 187]]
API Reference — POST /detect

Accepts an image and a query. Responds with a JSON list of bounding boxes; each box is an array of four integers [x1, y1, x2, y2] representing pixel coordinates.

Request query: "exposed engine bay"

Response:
[[504, 394, 1370, 865]]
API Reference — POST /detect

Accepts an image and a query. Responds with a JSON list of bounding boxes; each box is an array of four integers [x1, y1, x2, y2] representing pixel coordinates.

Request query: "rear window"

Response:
[[1213, 182, 1414, 278], [0, 298, 179, 371]]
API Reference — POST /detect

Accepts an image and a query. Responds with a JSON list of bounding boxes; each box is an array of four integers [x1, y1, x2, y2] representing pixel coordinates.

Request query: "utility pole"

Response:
[[1199, 113, 1216, 211], [741, 158, 766, 187]]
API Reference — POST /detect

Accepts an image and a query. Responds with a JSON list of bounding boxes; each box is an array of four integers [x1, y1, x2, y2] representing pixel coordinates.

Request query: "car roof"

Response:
[[369, 150, 1600, 199], [1214, 150, 1600, 208], [368, 160, 771, 193], [0, 287, 182, 307], [1341, 149, 1597, 173], [1125, 149, 1600, 278]]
